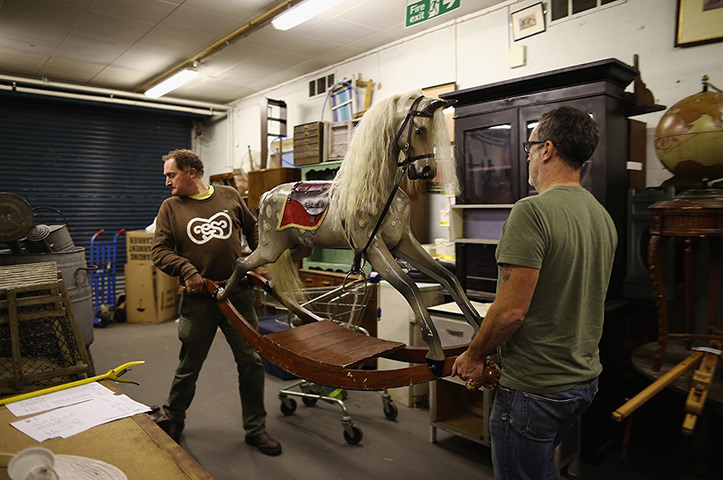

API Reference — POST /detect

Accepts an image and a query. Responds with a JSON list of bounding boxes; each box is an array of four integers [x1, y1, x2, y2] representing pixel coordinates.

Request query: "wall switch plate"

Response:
[[508, 45, 526, 68]]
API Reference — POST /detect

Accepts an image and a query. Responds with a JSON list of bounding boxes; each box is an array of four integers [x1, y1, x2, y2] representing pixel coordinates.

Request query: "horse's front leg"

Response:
[[392, 232, 482, 332], [364, 240, 445, 377], [216, 241, 291, 300]]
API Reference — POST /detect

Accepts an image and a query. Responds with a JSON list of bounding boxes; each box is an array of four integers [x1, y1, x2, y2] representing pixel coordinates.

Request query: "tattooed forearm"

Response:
[[501, 264, 511, 282]]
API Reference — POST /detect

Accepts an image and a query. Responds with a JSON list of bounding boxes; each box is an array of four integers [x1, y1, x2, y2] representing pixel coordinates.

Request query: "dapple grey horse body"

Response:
[[218, 91, 482, 376]]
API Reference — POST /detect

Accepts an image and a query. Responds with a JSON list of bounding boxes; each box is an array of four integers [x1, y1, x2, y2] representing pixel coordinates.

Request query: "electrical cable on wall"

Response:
[[270, 136, 295, 168]]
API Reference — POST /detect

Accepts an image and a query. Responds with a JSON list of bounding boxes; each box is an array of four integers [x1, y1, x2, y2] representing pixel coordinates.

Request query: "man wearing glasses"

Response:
[[453, 106, 617, 479]]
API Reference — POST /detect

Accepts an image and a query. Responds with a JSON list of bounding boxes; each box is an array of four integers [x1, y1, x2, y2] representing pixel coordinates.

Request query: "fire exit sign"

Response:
[[405, 0, 460, 28]]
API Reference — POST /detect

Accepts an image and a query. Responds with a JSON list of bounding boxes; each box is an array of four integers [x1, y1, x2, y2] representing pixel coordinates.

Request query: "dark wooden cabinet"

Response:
[[443, 58, 637, 300]]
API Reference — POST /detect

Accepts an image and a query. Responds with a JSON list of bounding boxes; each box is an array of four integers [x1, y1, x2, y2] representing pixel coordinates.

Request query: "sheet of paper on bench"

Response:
[[6, 382, 115, 417], [7, 384, 149, 442]]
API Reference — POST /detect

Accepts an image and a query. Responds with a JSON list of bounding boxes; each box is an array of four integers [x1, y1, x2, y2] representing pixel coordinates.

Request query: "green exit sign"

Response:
[[405, 0, 460, 28]]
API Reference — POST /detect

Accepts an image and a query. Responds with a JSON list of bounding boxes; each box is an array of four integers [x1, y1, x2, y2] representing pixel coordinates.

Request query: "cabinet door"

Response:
[[455, 110, 519, 204], [518, 98, 604, 200]]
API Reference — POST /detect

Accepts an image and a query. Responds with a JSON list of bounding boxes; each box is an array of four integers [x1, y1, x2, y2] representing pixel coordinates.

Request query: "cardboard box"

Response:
[[126, 230, 153, 263], [124, 262, 179, 324]]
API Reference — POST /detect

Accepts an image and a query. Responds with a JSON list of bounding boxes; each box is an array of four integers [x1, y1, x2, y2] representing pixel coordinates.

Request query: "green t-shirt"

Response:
[[495, 186, 617, 393]]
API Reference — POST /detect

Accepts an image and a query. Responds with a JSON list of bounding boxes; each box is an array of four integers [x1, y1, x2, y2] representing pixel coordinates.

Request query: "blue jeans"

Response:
[[489, 378, 598, 480]]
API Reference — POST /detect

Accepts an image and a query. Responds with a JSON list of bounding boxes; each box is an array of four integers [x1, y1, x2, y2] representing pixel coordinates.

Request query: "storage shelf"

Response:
[[454, 238, 499, 245], [430, 378, 492, 446], [432, 414, 488, 445], [450, 205, 511, 243], [452, 204, 515, 209]]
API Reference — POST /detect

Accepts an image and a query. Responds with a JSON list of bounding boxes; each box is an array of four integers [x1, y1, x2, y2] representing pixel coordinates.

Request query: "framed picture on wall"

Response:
[[511, 3, 545, 42], [675, 0, 723, 47]]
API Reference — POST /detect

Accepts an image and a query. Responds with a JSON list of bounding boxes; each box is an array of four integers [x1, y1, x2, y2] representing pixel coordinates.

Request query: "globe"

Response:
[[654, 91, 723, 183]]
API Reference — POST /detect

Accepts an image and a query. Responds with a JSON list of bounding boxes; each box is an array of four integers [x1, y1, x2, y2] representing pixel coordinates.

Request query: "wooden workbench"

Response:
[[0, 381, 212, 480]]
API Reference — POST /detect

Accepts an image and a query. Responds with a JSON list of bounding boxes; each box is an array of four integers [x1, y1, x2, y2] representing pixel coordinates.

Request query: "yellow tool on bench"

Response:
[[0, 361, 145, 406]]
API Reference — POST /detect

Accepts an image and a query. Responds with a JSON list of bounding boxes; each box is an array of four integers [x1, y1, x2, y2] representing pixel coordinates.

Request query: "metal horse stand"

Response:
[[276, 272, 398, 444]]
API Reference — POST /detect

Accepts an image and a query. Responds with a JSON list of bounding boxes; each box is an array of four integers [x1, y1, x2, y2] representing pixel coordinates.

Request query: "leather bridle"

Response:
[[394, 95, 437, 167]]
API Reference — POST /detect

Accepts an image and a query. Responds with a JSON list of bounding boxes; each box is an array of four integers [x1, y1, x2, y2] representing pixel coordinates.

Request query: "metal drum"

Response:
[[0, 193, 34, 253], [0, 247, 94, 347]]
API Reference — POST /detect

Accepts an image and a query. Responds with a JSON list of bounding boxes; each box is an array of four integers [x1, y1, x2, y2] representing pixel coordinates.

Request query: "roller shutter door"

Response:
[[0, 91, 196, 290]]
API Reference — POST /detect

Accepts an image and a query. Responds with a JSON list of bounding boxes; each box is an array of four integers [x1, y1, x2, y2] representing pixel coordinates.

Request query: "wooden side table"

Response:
[[648, 197, 723, 370]]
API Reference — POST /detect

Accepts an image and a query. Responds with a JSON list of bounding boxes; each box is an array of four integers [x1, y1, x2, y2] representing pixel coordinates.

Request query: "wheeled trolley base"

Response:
[[278, 379, 398, 445]]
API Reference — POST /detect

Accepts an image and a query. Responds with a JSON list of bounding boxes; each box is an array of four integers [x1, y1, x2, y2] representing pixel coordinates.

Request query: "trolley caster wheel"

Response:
[[343, 426, 363, 445], [93, 316, 108, 329], [302, 396, 318, 407], [280, 398, 297, 416], [383, 401, 398, 421]]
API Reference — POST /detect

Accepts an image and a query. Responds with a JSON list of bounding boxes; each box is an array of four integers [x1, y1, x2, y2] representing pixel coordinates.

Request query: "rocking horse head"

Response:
[[332, 91, 457, 224], [394, 95, 456, 181]]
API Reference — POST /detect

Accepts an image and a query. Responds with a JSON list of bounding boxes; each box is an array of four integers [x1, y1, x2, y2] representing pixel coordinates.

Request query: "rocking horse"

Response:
[[208, 91, 499, 390]]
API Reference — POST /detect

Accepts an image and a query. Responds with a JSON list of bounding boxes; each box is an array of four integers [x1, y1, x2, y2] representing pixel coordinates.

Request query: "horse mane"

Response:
[[331, 90, 456, 227]]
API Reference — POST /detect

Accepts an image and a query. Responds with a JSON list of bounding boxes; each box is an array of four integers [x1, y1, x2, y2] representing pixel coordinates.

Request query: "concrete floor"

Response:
[[89, 320, 715, 480]]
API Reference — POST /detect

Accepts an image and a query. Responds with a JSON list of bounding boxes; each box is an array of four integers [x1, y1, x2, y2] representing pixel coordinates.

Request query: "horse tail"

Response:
[[266, 250, 308, 308]]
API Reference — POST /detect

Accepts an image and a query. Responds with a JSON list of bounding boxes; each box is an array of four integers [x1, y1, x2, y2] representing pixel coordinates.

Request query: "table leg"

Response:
[[708, 237, 721, 335], [684, 237, 696, 350], [648, 233, 669, 371]]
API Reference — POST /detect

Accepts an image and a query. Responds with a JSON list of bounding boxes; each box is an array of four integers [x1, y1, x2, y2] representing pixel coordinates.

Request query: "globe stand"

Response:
[[675, 187, 723, 200], [647, 197, 723, 371]]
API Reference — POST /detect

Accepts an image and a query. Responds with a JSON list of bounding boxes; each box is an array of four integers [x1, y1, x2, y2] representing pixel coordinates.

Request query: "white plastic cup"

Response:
[[7, 447, 57, 480]]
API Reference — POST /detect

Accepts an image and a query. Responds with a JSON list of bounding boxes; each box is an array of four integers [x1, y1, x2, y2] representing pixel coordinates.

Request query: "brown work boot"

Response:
[[166, 420, 185, 443], [147, 405, 184, 443], [245, 431, 282, 456]]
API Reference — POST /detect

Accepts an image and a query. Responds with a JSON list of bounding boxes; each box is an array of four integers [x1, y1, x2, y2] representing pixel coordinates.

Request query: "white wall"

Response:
[[201, 0, 723, 188]]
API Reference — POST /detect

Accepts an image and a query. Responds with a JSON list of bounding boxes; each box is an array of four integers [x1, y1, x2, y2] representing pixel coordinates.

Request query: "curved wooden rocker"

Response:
[[205, 273, 499, 391]]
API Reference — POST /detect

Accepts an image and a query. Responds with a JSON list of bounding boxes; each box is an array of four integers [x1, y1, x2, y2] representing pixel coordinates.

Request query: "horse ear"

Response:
[[421, 98, 457, 116]]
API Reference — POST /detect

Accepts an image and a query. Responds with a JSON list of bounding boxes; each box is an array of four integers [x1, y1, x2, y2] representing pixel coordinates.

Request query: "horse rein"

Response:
[[349, 95, 435, 275]]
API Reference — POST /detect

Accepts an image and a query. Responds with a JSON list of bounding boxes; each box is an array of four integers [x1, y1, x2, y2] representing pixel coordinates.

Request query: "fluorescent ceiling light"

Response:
[[144, 69, 198, 98], [272, 0, 345, 31]]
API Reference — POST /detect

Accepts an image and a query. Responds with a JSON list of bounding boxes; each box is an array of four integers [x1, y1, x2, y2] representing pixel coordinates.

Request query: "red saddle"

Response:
[[277, 181, 332, 231]]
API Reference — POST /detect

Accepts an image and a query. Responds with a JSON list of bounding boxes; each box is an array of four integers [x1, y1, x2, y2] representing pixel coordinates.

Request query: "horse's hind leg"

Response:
[[392, 232, 482, 331], [364, 240, 445, 375]]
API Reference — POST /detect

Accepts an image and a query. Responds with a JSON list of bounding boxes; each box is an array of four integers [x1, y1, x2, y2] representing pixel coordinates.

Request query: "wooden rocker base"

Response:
[[204, 273, 481, 391]]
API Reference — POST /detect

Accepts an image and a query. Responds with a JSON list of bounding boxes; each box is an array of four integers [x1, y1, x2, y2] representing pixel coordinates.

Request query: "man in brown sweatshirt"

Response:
[[151, 148, 281, 456]]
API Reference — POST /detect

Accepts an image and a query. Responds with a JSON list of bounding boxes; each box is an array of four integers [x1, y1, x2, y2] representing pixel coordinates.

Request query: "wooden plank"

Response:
[[7, 289, 22, 390], [0, 262, 58, 289], [57, 274, 91, 373], [264, 320, 405, 368]]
